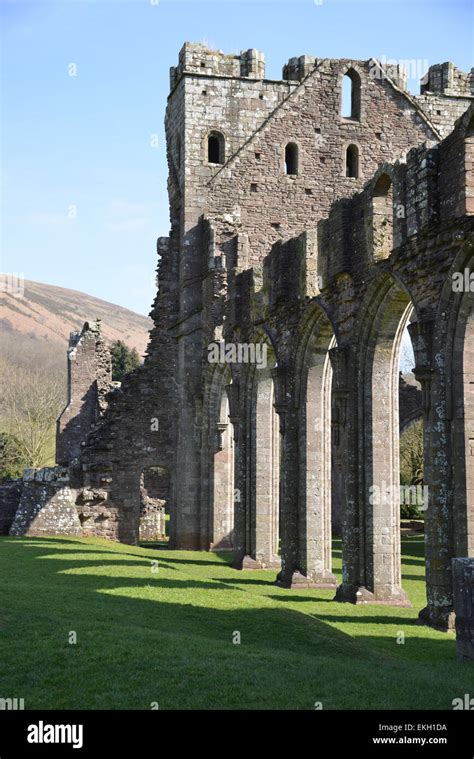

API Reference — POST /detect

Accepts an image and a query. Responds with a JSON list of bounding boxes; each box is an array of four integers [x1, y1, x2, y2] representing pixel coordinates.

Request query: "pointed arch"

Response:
[[341, 68, 361, 120], [293, 303, 338, 584], [356, 271, 420, 605], [245, 330, 280, 567], [438, 248, 474, 558], [202, 361, 235, 550]]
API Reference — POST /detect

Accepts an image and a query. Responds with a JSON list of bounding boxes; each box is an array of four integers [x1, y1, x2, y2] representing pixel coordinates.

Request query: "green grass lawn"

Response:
[[0, 535, 472, 710]]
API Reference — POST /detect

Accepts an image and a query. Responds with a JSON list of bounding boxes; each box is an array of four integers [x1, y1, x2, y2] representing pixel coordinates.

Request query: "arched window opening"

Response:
[[285, 142, 298, 175], [372, 173, 394, 260], [362, 285, 414, 605], [208, 131, 225, 165], [341, 69, 361, 120], [139, 466, 170, 543], [211, 389, 234, 550], [346, 144, 359, 178]]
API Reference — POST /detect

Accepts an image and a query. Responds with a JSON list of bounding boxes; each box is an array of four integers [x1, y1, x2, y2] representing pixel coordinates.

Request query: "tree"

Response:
[[399, 419, 424, 519], [0, 432, 23, 481], [0, 360, 65, 473], [109, 340, 141, 382]]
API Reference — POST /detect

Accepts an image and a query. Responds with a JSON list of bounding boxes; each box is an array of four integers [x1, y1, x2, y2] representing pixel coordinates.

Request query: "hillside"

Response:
[[0, 280, 152, 373]]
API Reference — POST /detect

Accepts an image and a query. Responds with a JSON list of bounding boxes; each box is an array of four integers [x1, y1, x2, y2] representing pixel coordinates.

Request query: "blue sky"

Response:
[[1, 0, 473, 315]]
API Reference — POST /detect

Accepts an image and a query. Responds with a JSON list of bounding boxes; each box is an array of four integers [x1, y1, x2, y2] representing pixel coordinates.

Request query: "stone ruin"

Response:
[[0, 322, 167, 543], [1, 45, 473, 658], [9, 467, 81, 538]]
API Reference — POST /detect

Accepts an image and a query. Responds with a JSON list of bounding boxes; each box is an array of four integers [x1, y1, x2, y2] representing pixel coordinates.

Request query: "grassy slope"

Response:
[[0, 536, 472, 710]]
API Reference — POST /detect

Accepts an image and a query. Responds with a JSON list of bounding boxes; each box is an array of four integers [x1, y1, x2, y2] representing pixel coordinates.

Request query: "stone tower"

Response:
[[5, 42, 468, 633], [162, 43, 471, 552]]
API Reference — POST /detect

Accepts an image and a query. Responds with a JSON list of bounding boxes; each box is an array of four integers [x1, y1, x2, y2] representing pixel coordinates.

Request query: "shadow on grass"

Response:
[[215, 577, 277, 587], [267, 595, 337, 604], [4, 537, 232, 569], [1, 539, 365, 655], [0, 535, 465, 709]]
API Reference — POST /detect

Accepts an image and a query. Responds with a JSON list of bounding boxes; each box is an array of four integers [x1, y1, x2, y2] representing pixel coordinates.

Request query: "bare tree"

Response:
[[400, 419, 424, 485], [0, 359, 65, 471]]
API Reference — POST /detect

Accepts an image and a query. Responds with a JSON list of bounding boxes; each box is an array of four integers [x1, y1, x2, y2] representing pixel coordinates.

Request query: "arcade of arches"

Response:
[[37, 69, 474, 643]]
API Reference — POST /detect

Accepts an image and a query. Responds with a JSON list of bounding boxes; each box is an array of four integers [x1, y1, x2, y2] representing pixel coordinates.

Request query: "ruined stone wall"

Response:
[[399, 374, 422, 431], [74, 236, 179, 545], [139, 507, 166, 542], [415, 62, 473, 138], [56, 322, 113, 466], [43, 45, 473, 616], [204, 58, 440, 268], [0, 481, 23, 534], [203, 104, 473, 629], [415, 94, 473, 138], [9, 468, 81, 538], [162, 43, 472, 552], [137, 466, 168, 541], [420, 62, 474, 98], [140, 466, 170, 508], [109, 44, 470, 556], [165, 47, 299, 548]]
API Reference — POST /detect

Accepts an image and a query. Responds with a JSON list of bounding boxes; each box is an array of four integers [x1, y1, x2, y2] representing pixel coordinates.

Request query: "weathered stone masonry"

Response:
[[1, 45, 473, 653], [56, 321, 113, 466]]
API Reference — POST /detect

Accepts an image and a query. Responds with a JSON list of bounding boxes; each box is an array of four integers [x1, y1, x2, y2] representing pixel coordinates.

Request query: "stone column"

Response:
[[271, 367, 298, 586], [410, 320, 456, 630], [211, 420, 234, 550], [295, 358, 337, 589], [356, 324, 411, 607], [452, 558, 474, 661], [225, 383, 246, 569], [174, 220, 205, 550], [329, 347, 359, 601], [244, 369, 281, 569]]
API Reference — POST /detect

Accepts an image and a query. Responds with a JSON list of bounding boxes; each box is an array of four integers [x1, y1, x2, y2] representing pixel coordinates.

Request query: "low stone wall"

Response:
[[452, 558, 474, 661], [75, 487, 120, 541], [9, 467, 81, 538], [139, 505, 166, 541], [0, 481, 23, 534]]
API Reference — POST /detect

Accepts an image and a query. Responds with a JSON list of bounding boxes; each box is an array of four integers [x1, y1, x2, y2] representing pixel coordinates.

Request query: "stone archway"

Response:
[[240, 337, 280, 569], [211, 389, 235, 550], [358, 276, 415, 606], [139, 466, 169, 542], [248, 363, 280, 567], [452, 286, 474, 558], [294, 306, 338, 587], [413, 250, 474, 630], [202, 363, 235, 551]]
